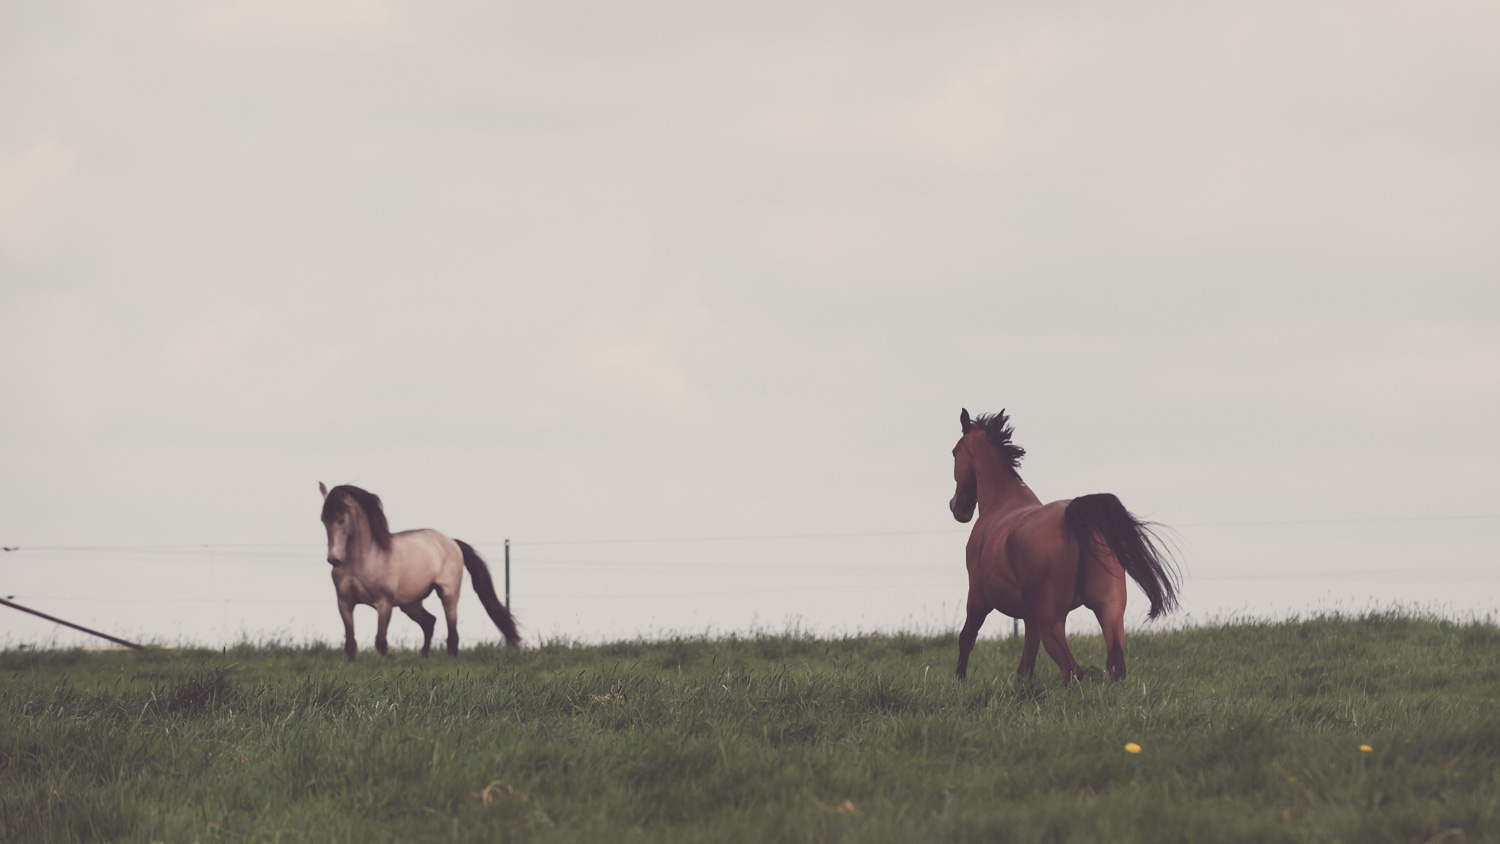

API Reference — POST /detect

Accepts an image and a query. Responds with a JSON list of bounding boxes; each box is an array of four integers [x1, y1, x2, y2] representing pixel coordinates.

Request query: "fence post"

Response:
[[0, 597, 143, 649], [504, 538, 511, 609]]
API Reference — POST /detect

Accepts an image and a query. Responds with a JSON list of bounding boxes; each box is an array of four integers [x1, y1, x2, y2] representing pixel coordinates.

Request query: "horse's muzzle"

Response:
[[950, 497, 975, 524]]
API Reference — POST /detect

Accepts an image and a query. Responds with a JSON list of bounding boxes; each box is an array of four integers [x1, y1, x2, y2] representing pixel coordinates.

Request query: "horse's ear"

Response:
[[960, 408, 972, 433], [319, 482, 328, 499]]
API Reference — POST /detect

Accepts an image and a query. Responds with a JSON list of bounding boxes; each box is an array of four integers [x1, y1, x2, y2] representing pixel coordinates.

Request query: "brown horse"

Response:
[[319, 483, 520, 661], [949, 409, 1178, 683]]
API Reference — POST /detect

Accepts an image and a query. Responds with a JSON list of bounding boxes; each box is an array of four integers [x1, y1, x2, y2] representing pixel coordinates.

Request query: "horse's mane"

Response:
[[973, 410, 1026, 471], [321, 485, 393, 551]]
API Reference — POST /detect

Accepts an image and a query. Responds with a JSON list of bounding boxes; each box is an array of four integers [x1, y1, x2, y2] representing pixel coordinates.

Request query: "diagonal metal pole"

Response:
[[0, 597, 143, 649]]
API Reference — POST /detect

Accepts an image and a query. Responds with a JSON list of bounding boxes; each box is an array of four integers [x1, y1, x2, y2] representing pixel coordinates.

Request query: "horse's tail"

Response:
[[1064, 493, 1180, 619], [455, 539, 521, 648]]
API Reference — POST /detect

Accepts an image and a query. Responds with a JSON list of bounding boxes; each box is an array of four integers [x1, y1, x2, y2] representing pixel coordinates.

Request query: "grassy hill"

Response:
[[2, 612, 1497, 842]]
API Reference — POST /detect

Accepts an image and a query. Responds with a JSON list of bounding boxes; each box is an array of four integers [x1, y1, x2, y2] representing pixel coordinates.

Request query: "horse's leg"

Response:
[[1093, 605, 1127, 681], [400, 603, 438, 657], [1078, 528, 1129, 681], [339, 598, 357, 663], [1017, 620, 1040, 680], [373, 602, 394, 657], [1037, 617, 1081, 684], [954, 601, 989, 681], [435, 585, 460, 658]]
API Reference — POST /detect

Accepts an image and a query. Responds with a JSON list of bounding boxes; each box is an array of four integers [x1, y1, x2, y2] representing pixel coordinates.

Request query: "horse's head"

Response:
[[319, 482, 352, 566], [949, 408, 1028, 523], [949, 409, 979, 523], [319, 482, 394, 566]]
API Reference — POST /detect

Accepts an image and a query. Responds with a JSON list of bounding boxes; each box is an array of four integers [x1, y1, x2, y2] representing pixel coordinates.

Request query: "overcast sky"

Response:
[[3, 1, 1497, 651]]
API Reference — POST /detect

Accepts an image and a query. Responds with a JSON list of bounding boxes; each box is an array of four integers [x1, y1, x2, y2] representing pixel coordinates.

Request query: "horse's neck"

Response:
[[975, 456, 1040, 515], [346, 512, 387, 568]]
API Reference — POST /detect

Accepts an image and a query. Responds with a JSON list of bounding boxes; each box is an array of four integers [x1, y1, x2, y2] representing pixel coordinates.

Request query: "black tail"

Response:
[[1064, 493, 1180, 619], [455, 539, 521, 648]]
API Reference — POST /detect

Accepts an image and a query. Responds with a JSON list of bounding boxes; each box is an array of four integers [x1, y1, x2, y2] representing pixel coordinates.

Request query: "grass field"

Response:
[[2, 612, 1497, 843]]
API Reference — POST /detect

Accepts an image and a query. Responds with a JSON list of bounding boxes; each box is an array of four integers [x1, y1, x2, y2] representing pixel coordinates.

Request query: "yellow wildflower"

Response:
[[1124, 743, 1142, 754], [1359, 745, 1372, 753]]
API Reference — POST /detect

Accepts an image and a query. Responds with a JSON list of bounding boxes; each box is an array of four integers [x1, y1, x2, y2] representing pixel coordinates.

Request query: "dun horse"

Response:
[[318, 483, 520, 661], [948, 410, 1179, 683]]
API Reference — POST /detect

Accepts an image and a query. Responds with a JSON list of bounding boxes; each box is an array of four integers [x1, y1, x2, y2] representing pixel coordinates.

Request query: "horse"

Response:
[[318, 482, 521, 661], [948, 409, 1179, 683]]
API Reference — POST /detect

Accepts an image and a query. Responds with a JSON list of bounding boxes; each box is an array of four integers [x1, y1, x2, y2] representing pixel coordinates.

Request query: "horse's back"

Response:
[[388, 529, 465, 597], [1006, 501, 1082, 584], [968, 500, 1076, 615], [1006, 500, 1072, 552]]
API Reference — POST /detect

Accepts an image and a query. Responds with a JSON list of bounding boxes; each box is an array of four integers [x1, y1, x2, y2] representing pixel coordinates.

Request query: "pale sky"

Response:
[[3, 1, 1497, 652]]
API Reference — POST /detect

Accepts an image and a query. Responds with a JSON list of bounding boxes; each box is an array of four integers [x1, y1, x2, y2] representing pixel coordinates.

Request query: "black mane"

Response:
[[974, 410, 1026, 471], [321, 485, 393, 551]]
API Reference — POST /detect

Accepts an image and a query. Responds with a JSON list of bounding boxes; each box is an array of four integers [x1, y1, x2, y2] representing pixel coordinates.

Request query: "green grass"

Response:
[[2, 612, 1497, 842]]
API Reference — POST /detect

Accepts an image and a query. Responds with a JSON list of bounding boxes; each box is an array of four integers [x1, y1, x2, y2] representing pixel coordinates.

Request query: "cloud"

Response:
[[150, 0, 405, 51], [0, 2, 1497, 633], [0, 136, 77, 249]]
